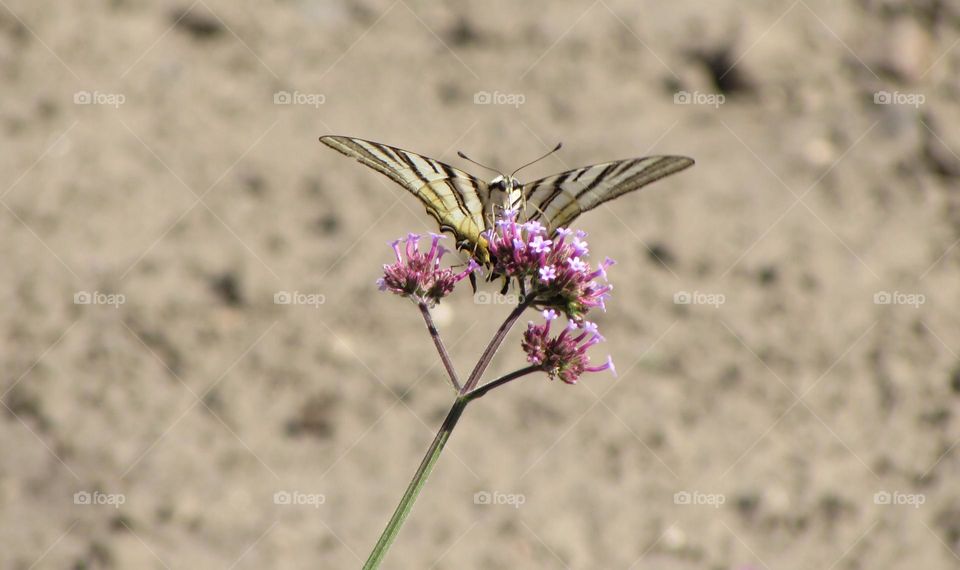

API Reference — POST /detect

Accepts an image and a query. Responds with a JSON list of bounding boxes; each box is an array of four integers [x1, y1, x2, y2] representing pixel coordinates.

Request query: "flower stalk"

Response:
[[418, 301, 461, 392], [362, 396, 469, 570], [461, 295, 534, 393], [363, 361, 544, 570]]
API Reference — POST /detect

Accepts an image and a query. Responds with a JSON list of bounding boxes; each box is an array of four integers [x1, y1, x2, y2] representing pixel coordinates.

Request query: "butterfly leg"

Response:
[[528, 200, 547, 223]]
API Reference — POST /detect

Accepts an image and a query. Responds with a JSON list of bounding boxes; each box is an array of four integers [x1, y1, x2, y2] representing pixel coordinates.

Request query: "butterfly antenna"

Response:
[[510, 142, 562, 178], [457, 151, 503, 177]]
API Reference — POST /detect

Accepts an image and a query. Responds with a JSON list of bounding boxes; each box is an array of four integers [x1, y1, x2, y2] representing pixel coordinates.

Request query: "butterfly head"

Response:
[[489, 174, 521, 194]]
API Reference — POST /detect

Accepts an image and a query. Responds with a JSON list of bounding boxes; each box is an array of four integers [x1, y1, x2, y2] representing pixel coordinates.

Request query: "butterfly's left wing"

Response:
[[521, 156, 694, 232], [320, 135, 492, 258]]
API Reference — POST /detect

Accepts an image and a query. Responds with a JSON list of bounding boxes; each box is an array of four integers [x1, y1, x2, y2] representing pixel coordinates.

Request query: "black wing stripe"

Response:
[[572, 167, 591, 182], [395, 150, 430, 186], [523, 180, 543, 201], [534, 171, 577, 215], [464, 175, 485, 209], [438, 163, 473, 219], [345, 140, 417, 190], [610, 159, 637, 178], [423, 157, 444, 175], [348, 139, 388, 165], [445, 180, 473, 219], [392, 149, 454, 217], [378, 144, 404, 163], [407, 152, 441, 180], [573, 163, 619, 200], [357, 140, 396, 165]]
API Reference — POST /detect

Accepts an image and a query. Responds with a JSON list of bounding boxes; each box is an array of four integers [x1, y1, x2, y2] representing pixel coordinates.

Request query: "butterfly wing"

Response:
[[320, 136, 491, 256], [521, 156, 694, 231]]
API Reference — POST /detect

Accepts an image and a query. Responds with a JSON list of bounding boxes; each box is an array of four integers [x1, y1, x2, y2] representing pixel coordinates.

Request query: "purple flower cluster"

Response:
[[379, 211, 619, 386], [482, 210, 614, 321], [522, 309, 616, 384], [377, 233, 479, 306]]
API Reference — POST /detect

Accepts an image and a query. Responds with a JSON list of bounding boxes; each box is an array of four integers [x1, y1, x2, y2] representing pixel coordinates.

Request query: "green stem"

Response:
[[363, 291, 536, 567], [465, 364, 540, 401], [362, 397, 469, 569], [418, 301, 461, 392], [461, 296, 534, 393]]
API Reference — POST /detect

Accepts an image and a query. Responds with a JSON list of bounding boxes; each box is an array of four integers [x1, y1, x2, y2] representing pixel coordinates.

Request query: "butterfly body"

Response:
[[488, 174, 523, 210], [320, 135, 693, 270]]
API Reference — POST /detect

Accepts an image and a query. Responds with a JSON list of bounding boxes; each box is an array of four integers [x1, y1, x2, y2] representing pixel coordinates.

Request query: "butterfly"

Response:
[[320, 135, 694, 267]]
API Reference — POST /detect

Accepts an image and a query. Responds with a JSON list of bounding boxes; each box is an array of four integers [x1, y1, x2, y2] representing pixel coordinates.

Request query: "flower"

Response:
[[566, 257, 587, 272], [482, 211, 615, 321], [529, 235, 553, 254], [377, 233, 478, 305], [571, 236, 589, 256], [538, 265, 557, 283], [521, 316, 616, 384]]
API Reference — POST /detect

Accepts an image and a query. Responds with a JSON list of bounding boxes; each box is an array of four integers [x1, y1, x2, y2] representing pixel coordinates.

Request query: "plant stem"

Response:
[[466, 365, 541, 401], [461, 297, 534, 393], [364, 294, 535, 567], [418, 301, 461, 392], [362, 397, 469, 570]]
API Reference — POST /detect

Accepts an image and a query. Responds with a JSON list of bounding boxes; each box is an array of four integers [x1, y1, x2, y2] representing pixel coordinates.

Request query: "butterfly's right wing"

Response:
[[320, 136, 491, 249], [521, 156, 694, 232]]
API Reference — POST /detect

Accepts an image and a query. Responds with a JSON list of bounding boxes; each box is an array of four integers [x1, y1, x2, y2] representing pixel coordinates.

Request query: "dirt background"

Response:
[[2, 0, 960, 568]]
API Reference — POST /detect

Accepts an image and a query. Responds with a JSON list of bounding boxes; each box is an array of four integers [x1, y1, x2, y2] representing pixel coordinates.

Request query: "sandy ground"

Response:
[[2, 0, 960, 568]]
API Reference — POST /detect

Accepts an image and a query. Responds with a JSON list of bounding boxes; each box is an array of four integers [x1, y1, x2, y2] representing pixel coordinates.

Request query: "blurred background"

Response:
[[2, 0, 959, 568]]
